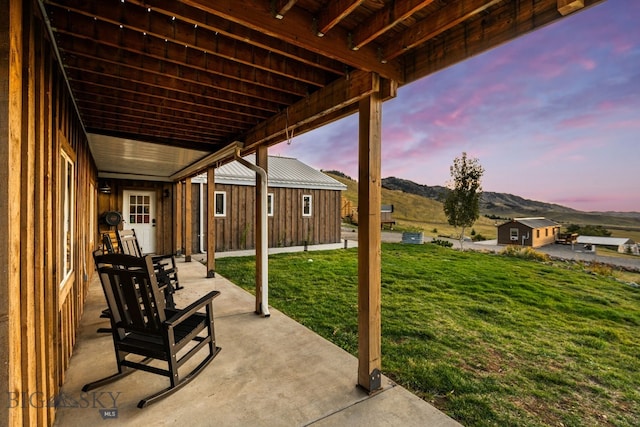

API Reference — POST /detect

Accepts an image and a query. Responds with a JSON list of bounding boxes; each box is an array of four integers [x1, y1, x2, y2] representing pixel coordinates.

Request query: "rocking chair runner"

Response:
[[86, 252, 221, 408]]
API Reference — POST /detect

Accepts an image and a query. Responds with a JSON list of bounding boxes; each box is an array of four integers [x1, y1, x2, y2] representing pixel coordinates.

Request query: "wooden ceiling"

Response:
[[41, 0, 605, 179]]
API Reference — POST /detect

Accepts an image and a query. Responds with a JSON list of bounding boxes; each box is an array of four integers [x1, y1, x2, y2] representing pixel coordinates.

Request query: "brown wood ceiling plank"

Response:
[[63, 66, 282, 114], [61, 49, 300, 106], [180, 0, 404, 82], [55, 32, 311, 98], [127, 0, 344, 75], [67, 78, 271, 122], [76, 101, 232, 137], [46, 1, 332, 87], [72, 90, 252, 129], [84, 114, 221, 143], [76, 97, 245, 133], [351, 0, 436, 50]]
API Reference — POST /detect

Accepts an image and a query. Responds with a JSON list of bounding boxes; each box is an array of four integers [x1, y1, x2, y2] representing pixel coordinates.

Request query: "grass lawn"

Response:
[[215, 243, 640, 426]]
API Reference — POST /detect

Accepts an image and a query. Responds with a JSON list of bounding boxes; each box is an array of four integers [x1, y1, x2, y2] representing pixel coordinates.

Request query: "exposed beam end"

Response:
[[557, 0, 585, 16]]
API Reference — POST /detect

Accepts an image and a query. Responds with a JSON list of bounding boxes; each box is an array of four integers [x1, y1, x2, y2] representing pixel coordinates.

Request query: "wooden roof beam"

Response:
[[180, 0, 404, 82], [272, 0, 298, 19], [350, 0, 436, 51], [241, 70, 396, 149], [382, 0, 501, 63], [316, 0, 365, 37], [124, 0, 344, 75]]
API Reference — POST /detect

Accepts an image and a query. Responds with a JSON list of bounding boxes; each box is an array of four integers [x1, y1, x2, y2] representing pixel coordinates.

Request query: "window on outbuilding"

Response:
[[215, 191, 226, 217], [302, 195, 312, 217], [510, 228, 519, 241], [267, 193, 274, 217]]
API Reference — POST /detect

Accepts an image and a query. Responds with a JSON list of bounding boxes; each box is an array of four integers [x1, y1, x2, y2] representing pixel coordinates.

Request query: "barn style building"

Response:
[[190, 155, 346, 253]]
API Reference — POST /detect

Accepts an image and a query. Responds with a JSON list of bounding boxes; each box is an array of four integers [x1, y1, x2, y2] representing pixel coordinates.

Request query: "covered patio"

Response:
[[53, 255, 460, 426], [1, 1, 608, 426]]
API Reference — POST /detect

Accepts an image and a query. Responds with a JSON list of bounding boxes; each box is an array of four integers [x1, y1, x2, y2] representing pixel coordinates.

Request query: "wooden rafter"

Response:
[[47, 3, 331, 88], [382, 0, 502, 62], [272, 0, 298, 19], [125, 0, 344, 75], [316, 0, 366, 37], [180, 0, 404, 82], [350, 0, 436, 51]]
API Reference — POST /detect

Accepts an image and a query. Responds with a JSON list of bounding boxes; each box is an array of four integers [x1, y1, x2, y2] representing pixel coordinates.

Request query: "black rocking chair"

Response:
[[117, 228, 183, 291], [85, 251, 221, 408]]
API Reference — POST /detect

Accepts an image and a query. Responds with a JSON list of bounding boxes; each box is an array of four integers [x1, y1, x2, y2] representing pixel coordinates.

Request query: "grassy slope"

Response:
[[217, 245, 640, 427], [330, 173, 640, 242], [331, 173, 498, 238]]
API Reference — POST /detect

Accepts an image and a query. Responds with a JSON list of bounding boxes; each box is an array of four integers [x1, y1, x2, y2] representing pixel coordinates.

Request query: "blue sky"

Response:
[[271, 0, 640, 213]]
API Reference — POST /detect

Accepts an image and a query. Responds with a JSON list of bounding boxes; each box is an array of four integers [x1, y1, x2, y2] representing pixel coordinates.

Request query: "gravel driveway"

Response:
[[341, 228, 640, 271]]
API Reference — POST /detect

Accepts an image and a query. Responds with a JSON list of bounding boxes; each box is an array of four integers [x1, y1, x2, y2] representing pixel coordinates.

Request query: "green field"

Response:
[[216, 244, 640, 426]]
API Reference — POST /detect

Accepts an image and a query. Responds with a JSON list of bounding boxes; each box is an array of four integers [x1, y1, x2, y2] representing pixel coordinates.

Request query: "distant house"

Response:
[[191, 155, 347, 252], [497, 217, 561, 248]]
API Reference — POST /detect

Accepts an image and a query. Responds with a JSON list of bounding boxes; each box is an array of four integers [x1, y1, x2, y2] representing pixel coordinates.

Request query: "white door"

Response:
[[123, 190, 156, 254]]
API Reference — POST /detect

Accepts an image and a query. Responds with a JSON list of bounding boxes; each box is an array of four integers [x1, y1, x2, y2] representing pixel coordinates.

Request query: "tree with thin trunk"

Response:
[[443, 152, 484, 250]]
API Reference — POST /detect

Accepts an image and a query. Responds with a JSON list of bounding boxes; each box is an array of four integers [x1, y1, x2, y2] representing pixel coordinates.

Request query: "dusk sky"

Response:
[[270, 0, 640, 213]]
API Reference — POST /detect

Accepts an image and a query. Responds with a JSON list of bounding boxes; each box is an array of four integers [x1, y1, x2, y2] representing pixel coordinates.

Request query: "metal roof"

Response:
[[194, 155, 346, 191], [576, 236, 633, 246], [503, 217, 560, 229]]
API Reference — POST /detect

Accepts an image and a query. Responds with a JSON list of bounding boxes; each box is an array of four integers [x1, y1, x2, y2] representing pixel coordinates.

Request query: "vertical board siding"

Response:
[[192, 184, 342, 252], [1, 5, 98, 426]]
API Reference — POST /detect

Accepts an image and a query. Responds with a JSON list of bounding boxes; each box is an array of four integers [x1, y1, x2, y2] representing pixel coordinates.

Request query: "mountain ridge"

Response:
[[324, 171, 640, 228]]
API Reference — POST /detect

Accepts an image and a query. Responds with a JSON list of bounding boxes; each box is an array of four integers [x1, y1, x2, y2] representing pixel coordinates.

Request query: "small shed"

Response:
[[497, 217, 561, 248], [576, 236, 637, 254]]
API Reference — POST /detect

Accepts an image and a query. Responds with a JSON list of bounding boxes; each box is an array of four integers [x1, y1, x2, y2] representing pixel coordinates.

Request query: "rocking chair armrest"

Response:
[[165, 290, 220, 327], [151, 254, 176, 264]]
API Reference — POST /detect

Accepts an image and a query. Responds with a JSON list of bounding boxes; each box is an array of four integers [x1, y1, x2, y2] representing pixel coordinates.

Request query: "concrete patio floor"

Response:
[[54, 252, 462, 426]]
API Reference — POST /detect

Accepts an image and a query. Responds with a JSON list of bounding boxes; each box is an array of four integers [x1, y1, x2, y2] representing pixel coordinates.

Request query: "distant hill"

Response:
[[379, 176, 640, 228]]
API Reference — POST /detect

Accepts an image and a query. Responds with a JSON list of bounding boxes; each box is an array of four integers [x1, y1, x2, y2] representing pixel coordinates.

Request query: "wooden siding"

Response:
[[497, 222, 559, 248], [191, 183, 342, 253], [96, 180, 174, 255], [0, 3, 98, 425]]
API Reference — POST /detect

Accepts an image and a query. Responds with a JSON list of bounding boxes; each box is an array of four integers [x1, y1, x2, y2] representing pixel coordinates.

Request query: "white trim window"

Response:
[[60, 150, 75, 286], [510, 228, 519, 241], [267, 193, 274, 217], [214, 191, 226, 217], [302, 194, 312, 217]]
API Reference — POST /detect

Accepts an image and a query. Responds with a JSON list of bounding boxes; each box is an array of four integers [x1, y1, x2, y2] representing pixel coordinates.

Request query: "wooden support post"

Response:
[[184, 177, 192, 262], [174, 181, 183, 255], [206, 166, 216, 277], [255, 145, 268, 314], [357, 73, 382, 393], [0, 0, 24, 424]]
